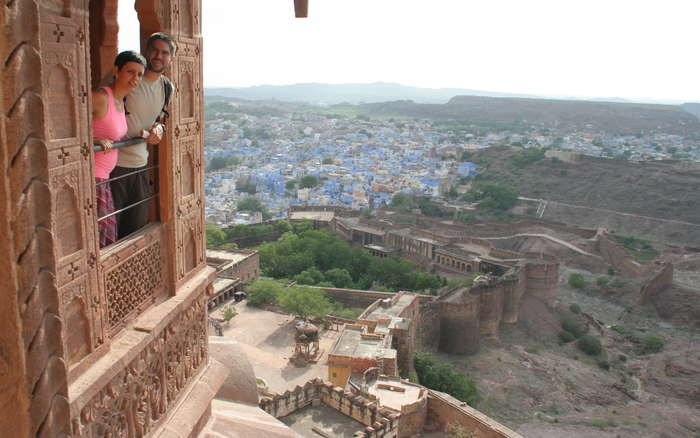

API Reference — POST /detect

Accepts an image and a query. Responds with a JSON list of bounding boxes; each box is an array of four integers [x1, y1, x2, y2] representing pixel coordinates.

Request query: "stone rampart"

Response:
[[639, 263, 674, 304], [438, 295, 481, 354], [314, 286, 397, 308], [543, 200, 700, 247], [596, 232, 652, 277], [522, 261, 559, 302], [417, 300, 441, 353], [427, 391, 524, 438], [260, 379, 399, 438]]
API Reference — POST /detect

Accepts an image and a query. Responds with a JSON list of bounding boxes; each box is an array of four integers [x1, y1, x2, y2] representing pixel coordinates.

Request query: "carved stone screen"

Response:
[[103, 236, 164, 334]]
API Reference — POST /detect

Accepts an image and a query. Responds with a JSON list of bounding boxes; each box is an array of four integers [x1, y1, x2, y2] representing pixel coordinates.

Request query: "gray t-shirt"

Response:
[[117, 76, 168, 168]]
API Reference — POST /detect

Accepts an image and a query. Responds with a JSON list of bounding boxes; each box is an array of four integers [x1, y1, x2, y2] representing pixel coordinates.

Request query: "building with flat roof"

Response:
[[206, 249, 260, 309], [327, 325, 397, 388]]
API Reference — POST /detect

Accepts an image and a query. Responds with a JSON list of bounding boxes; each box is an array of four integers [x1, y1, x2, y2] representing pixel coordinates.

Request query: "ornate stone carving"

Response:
[[72, 292, 208, 438], [105, 241, 162, 333], [176, 211, 202, 280], [164, 293, 207, 404]]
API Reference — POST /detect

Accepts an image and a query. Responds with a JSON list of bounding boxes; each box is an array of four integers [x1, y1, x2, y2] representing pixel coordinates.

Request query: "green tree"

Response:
[[206, 223, 226, 247], [577, 335, 602, 356], [391, 192, 416, 211], [247, 280, 284, 307], [208, 156, 230, 171], [285, 179, 297, 190], [411, 272, 442, 292], [300, 175, 320, 189], [278, 286, 331, 320], [324, 268, 353, 288], [479, 184, 518, 211], [639, 334, 664, 354], [293, 267, 324, 285], [237, 196, 270, 219], [236, 181, 257, 194], [414, 353, 480, 405], [568, 273, 586, 289], [322, 157, 334, 165]]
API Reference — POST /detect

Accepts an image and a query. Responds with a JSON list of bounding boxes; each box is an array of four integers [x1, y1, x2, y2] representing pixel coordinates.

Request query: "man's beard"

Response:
[[148, 61, 167, 73]]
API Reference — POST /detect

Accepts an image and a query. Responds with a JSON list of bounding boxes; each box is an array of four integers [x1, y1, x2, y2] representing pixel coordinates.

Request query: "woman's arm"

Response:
[[92, 88, 113, 151], [92, 88, 108, 121]]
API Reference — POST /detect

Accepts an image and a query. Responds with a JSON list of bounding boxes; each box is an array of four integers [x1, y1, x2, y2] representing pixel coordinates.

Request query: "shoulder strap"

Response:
[[163, 76, 173, 107], [159, 76, 173, 123]]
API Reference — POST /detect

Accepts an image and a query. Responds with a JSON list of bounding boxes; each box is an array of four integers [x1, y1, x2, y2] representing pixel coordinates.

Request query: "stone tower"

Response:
[[0, 1, 231, 436]]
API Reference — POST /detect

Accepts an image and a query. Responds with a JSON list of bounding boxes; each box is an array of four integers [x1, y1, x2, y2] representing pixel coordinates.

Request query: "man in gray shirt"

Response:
[[110, 32, 176, 239]]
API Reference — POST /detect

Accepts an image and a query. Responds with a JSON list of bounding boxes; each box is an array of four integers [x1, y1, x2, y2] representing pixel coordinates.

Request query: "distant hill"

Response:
[[356, 96, 700, 135], [681, 102, 700, 120], [469, 146, 700, 225], [206, 82, 548, 104]]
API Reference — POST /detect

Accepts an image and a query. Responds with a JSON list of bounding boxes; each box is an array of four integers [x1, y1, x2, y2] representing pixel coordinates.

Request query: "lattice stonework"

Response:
[[71, 292, 208, 438], [105, 241, 162, 332]]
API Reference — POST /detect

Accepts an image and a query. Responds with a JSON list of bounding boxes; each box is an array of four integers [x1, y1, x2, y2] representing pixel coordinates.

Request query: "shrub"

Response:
[[596, 277, 609, 286], [577, 335, 602, 356], [611, 325, 626, 334], [559, 331, 575, 343], [561, 317, 585, 338], [568, 273, 585, 289], [597, 359, 610, 370], [639, 334, 664, 354], [414, 353, 480, 406], [607, 267, 616, 276], [247, 280, 284, 307], [569, 303, 582, 314], [220, 305, 237, 323]]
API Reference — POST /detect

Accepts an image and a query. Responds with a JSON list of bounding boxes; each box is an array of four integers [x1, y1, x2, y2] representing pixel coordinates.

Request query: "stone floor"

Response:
[[279, 404, 365, 438], [212, 300, 340, 393]]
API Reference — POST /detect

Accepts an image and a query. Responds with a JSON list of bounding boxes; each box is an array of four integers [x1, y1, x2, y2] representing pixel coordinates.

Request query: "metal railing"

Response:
[[93, 137, 146, 152], [95, 139, 159, 223]]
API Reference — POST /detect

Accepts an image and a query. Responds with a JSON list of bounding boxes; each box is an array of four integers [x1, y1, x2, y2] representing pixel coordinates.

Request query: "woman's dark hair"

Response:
[[146, 32, 177, 55], [114, 50, 147, 70]]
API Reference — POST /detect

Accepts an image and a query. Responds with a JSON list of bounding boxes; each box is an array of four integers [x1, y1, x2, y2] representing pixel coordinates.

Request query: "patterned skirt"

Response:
[[96, 177, 117, 247]]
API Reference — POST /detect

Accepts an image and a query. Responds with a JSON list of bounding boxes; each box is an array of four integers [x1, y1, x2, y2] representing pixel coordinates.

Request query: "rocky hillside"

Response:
[[469, 147, 700, 225], [359, 97, 700, 135]]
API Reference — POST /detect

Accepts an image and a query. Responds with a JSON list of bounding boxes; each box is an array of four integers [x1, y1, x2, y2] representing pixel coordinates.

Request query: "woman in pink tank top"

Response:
[[93, 51, 146, 247]]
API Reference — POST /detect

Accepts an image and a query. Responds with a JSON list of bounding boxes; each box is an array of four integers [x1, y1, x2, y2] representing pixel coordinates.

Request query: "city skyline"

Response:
[[118, 0, 700, 103]]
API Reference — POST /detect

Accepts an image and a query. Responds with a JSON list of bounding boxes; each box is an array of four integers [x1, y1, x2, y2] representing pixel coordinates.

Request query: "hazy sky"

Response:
[[118, 0, 700, 103]]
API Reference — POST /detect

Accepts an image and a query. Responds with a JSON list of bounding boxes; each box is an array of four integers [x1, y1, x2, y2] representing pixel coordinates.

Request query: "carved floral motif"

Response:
[[105, 241, 162, 333], [72, 293, 208, 437]]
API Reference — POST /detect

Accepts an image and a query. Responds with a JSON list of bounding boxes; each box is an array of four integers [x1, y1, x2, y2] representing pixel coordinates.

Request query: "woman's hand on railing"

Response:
[[95, 138, 114, 152]]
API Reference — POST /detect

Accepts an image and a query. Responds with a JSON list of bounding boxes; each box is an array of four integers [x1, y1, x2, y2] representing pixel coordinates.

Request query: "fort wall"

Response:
[[523, 261, 559, 302], [596, 232, 652, 276], [314, 286, 397, 308], [439, 295, 481, 354], [417, 300, 441, 353], [260, 379, 399, 438], [427, 391, 524, 438], [543, 200, 700, 247], [639, 263, 674, 304]]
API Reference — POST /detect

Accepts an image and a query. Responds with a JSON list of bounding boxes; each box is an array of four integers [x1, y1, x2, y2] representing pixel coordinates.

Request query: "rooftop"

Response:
[[213, 277, 237, 294], [364, 293, 417, 322], [206, 249, 252, 266], [331, 325, 394, 360], [366, 377, 424, 412], [288, 211, 335, 222]]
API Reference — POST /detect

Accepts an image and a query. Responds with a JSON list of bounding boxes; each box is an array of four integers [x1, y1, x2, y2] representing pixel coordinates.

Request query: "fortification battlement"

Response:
[[260, 378, 400, 438]]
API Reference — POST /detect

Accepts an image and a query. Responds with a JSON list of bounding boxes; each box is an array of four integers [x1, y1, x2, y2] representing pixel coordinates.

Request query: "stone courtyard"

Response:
[[211, 301, 340, 393]]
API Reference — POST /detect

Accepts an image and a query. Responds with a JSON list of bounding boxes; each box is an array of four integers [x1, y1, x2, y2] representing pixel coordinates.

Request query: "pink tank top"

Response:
[[93, 86, 127, 179]]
